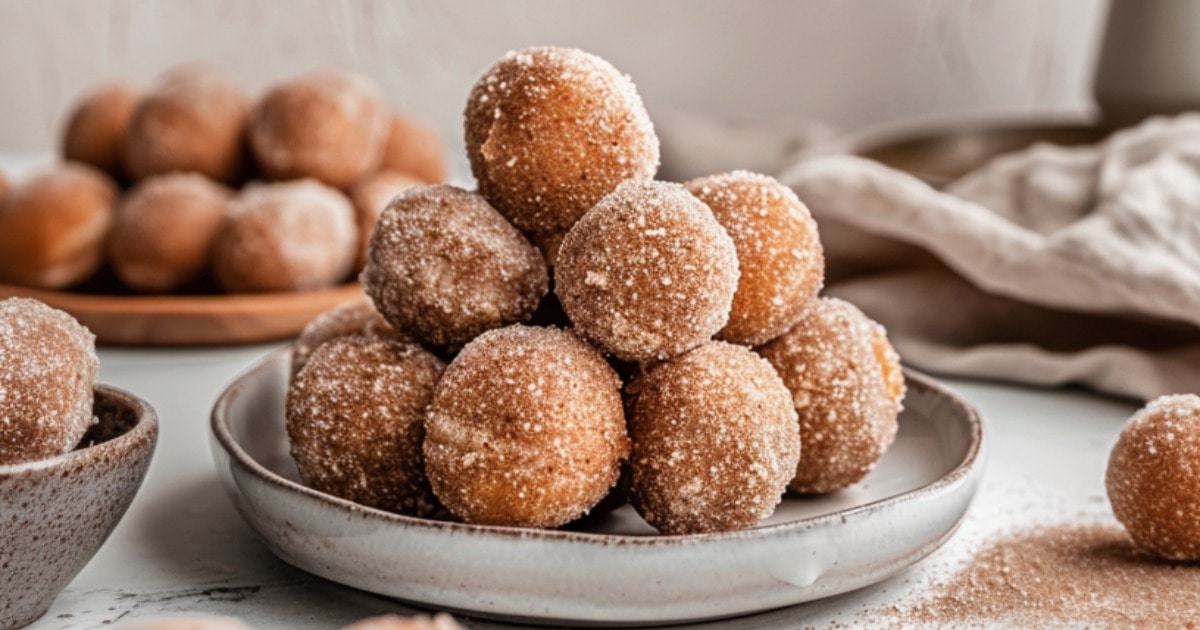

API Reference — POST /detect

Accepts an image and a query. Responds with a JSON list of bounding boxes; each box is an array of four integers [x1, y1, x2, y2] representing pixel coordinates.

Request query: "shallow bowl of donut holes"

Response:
[[212, 348, 982, 625], [210, 46, 986, 624], [0, 63, 446, 346]]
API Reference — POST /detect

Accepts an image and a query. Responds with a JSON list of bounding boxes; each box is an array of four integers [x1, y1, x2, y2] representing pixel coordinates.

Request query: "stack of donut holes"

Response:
[[285, 46, 906, 536], [0, 64, 446, 295]]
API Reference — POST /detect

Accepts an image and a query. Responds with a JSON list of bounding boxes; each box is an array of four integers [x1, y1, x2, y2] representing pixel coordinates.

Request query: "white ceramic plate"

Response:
[[210, 348, 984, 626]]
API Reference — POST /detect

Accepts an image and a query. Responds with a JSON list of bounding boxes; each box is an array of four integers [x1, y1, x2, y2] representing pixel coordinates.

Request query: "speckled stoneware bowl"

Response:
[[0, 385, 158, 630], [212, 348, 984, 626]]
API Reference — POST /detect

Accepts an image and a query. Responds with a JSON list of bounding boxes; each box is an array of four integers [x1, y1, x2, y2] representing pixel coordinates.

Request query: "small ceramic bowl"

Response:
[[0, 385, 158, 630]]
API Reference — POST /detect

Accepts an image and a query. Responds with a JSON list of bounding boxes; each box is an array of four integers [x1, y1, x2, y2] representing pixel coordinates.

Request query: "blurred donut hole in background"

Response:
[[0, 61, 445, 299]]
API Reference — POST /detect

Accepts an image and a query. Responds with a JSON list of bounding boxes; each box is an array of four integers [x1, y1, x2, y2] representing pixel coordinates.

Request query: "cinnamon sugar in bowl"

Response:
[[0, 385, 158, 630]]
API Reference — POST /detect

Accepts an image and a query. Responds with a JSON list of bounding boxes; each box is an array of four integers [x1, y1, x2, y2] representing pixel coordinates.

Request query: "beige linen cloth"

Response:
[[776, 114, 1200, 401]]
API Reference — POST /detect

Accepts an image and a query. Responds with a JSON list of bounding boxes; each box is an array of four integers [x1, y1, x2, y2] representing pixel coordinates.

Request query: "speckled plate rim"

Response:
[[210, 348, 986, 624], [0, 384, 159, 476], [212, 347, 983, 542]]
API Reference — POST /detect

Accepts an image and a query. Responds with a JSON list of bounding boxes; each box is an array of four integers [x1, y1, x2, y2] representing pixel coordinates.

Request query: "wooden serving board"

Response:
[[0, 282, 364, 346]]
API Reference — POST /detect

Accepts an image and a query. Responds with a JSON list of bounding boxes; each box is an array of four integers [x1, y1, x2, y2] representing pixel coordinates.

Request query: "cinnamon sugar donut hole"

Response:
[[61, 81, 142, 180], [381, 112, 447, 184], [555, 180, 739, 363], [107, 173, 232, 292], [290, 296, 408, 377], [342, 614, 462, 630], [348, 170, 424, 268], [629, 341, 799, 535], [0, 163, 118, 289], [423, 325, 629, 528], [362, 185, 548, 349], [211, 180, 357, 293], [287, 336, 443, 516], [464, 46, 660, 262], [758, 297, 905, 494], [0, 298, 98, 466], [686, 170, 824, 345], [1107, 394, 1200, 561], [122, 65, 250, 185], [249, 70, 389, 189]]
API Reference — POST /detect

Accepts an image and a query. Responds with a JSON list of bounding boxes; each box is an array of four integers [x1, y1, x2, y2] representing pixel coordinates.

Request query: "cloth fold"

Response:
[[780, 114, 1200, 400]]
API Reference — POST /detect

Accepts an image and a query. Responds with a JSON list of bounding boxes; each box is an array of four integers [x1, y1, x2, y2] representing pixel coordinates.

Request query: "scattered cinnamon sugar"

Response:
[[888, 523, 1200, 628]]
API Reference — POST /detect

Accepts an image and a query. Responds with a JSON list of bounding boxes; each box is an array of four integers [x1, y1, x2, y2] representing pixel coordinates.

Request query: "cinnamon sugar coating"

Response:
[[686, 170, 824, 345], [287, 336, 443, 516], [423, 326, 629, 528], [122, 65, 250, 185], [290, 296, 409, 377], [107, 173, 232, 292], [381, 112, 447, 184], [362, 185, 548, 349], [556, 180, 739, 363], [464, 46, 660, 262], [757, 297, 905, 494], [628, 341, 799, 534], [211, 180, 357, 293], [0, 163, 118, 289], [61, 81, 142, 180], [250, 70, 388, 189], [1106, 394, 1200, 561], [0, 298, 98, 465]]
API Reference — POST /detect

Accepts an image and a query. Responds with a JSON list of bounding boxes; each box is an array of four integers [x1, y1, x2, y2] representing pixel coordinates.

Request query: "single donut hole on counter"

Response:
[[1106, 393, 1200, 562], [276, 45, 906, 536]]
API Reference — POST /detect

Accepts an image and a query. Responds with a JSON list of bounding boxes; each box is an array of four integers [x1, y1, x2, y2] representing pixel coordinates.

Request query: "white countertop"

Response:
[[23, 343, 1137, 629]]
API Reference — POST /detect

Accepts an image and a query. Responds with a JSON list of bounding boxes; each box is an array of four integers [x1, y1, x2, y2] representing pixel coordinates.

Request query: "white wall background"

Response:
[[0, 0, 1109, 173]]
